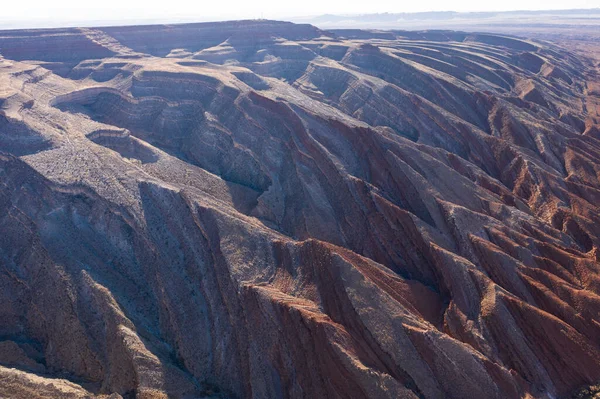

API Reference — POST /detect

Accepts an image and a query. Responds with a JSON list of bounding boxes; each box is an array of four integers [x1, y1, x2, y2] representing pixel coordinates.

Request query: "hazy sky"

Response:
[[2, 0, 600, 24]]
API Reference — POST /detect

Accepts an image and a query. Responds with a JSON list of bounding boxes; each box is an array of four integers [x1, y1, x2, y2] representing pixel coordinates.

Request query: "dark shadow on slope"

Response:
[[89, 131, 159, 164], [0, 114, 52, 156]]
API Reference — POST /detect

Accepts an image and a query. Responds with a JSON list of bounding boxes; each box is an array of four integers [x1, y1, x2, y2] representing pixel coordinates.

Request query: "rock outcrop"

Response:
[[0, 20, 600, 399]]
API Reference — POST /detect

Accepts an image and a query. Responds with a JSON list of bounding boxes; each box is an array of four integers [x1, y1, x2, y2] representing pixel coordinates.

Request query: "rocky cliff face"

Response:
[[0, 20, 600, 399]]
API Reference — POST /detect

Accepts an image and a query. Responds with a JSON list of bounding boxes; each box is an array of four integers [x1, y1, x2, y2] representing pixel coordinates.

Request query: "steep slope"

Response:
[[0, 20, 600, 399]]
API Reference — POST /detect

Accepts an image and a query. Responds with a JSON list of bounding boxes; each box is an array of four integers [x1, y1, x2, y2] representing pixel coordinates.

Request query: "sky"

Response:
[[2, 0, 600, 26]]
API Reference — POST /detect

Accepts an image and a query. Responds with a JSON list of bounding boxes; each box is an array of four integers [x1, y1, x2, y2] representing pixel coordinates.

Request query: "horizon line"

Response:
[[0, 7, 598, 31]]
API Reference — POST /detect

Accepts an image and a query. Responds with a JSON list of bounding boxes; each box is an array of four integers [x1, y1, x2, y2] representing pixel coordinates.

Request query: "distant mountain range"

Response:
[[290, 8, 600, 40], [2, 8, 600, 35]]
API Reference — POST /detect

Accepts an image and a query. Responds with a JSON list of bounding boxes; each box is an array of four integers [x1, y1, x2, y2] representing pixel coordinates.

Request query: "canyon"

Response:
[[0, 20, 600, 398]]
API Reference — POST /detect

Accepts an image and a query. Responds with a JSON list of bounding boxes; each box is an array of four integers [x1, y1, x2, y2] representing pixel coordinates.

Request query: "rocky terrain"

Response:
[[0, 20, 600, 399]]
